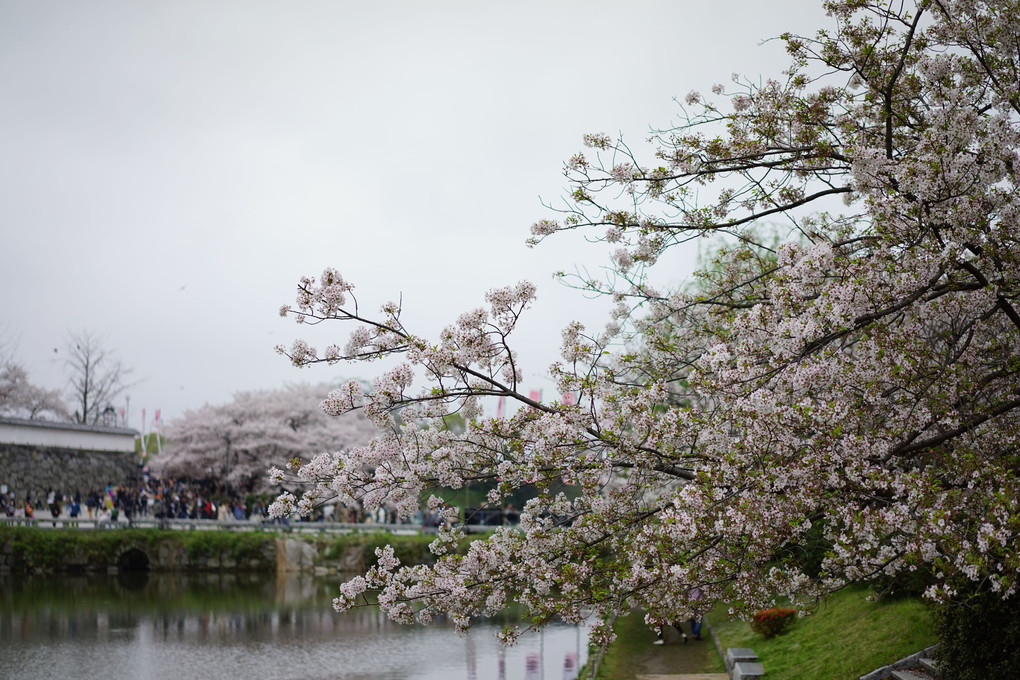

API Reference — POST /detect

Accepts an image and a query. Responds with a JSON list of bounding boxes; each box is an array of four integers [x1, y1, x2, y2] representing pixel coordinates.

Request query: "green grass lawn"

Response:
[[707, 585, 935, 680]]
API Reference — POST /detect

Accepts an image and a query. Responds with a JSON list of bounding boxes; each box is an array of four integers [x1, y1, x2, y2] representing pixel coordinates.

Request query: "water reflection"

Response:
[[0, 572, 587, 680]]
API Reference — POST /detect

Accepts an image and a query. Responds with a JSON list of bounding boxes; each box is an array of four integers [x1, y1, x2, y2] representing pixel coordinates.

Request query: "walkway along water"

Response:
[[0, 513, 495, 534]]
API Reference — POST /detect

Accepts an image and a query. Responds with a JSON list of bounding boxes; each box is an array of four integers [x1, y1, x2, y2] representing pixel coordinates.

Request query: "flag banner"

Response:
[[529, 389, 542, 403]]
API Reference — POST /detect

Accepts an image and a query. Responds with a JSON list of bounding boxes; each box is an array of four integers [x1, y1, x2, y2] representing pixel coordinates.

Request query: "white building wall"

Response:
[[0, 421, 136, 453]]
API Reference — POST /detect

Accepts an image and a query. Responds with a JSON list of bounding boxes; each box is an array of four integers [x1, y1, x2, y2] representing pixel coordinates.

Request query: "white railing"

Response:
[[0, 515, 501, 534]]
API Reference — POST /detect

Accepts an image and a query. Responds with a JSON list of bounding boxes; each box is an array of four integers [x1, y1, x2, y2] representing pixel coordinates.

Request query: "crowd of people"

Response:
[[1, 474, 523, 529], [1, 476, 273, 524], [1, 475, 439, 527]]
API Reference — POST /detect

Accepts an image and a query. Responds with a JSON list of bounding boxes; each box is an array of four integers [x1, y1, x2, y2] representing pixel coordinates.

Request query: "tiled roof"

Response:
[[0, 416, 138, 437]]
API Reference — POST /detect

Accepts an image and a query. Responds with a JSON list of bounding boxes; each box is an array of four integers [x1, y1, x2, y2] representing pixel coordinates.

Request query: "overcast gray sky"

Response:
[[0, 0, 827, 430]]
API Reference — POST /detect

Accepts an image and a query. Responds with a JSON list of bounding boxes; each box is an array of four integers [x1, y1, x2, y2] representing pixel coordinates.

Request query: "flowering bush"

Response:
[[750, 608, 798, 638]]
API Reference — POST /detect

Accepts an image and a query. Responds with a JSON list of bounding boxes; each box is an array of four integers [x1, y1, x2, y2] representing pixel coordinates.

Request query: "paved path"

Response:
[[616, 624, 723, 679]]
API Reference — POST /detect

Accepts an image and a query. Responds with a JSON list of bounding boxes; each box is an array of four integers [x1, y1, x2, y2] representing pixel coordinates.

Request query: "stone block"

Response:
[[890, 671, 930, 680], [732, 661, 765, 680], [275, 537, 320, 572], [725, 648, 759, 672], [919, 657, 938, 676]]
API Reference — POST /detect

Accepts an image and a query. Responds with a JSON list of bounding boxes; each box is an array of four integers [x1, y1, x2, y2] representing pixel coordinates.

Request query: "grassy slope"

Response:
[[708, 585, 935, 680]]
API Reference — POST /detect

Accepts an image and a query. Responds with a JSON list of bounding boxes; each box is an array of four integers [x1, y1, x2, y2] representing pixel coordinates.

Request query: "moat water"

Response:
[[0, 571, 587, 680]]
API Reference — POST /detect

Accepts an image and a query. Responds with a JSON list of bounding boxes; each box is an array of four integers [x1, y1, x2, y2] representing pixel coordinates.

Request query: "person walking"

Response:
[[689, 587, 705, 641], [653, 621, 687, 645]]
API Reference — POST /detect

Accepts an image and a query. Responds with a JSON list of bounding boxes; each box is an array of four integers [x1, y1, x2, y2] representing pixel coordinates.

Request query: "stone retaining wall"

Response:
[[0, 528, 436, 576], [0, 443, 139, 499]]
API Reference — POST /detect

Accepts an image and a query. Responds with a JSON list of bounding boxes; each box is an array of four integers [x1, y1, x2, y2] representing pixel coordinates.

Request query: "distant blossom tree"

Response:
[[0, 362, 69, 421], [161, 382, 382, 491], [0, 326, 69, 421], [271, 0, 1020, 658]]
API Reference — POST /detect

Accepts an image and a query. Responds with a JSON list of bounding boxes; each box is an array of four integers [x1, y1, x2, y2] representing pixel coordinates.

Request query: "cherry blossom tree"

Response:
[[0, 361, 69, 421], [161, 382, 381, 491], [271, 0, 1020, 655], [0, 326, 68, 421]]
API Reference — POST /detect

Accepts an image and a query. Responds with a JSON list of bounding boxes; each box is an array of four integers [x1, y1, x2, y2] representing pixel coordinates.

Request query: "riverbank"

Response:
[[582, 585, 935, 680], [0, 525, 462, 574], [706, 585, 935, 679]]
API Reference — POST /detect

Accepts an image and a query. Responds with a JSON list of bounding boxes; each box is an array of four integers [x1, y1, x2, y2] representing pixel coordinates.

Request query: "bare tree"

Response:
[[62, 330, 133, 425]]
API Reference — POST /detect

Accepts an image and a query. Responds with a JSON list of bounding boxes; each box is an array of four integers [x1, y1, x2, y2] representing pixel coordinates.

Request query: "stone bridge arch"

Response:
[[115, 544, 151, 571]]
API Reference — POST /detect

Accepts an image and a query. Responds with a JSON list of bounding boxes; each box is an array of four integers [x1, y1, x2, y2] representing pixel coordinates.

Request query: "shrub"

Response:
[[750, 607, 797, 638], [934, 585, 1020, 680]]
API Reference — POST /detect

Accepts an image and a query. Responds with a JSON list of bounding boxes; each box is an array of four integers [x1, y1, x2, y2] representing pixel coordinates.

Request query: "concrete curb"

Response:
[[705, 618, 726, 663], [858, 645, 938, 680]]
